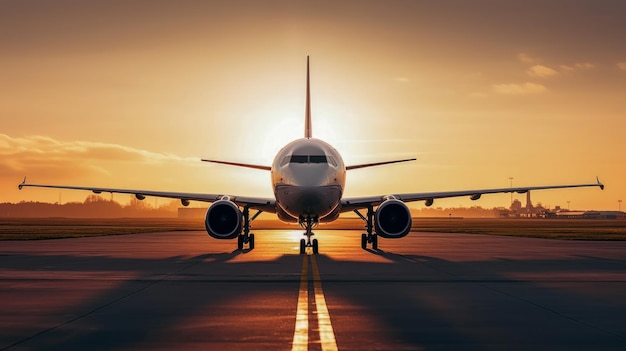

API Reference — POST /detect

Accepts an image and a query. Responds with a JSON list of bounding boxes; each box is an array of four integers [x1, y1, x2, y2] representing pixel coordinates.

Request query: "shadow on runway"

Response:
[[0, 249, 304, 350], [2, 237, 626, 350], [313, 248, 626, 350]]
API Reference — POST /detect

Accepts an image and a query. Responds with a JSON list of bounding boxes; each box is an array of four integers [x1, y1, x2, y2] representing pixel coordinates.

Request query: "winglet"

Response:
[[304, 55, 312, 139], [596, 176, 605, 190], [18, 177, 26, 190]]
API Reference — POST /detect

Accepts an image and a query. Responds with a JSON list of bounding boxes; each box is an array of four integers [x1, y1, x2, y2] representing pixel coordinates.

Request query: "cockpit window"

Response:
[[289, 155, 328, 164], [327, 156, 337, 167], [309, 155, 327, 163], [290, 155, 309, 163]]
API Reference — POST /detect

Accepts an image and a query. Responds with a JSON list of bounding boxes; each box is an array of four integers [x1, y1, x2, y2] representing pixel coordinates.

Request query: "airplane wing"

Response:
[[346, 158, 416, 171], [18, 178, 276, 212], [201, 159, 271, 171], [341, 177, 604, 211]]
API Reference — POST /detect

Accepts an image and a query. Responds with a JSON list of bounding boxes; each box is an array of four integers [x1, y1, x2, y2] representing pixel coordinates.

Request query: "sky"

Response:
[[1, 0, 625, 211]]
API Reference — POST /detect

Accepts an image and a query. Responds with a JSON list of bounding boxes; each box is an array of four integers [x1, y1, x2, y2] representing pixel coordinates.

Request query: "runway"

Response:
[[1, 229, 626, 350]]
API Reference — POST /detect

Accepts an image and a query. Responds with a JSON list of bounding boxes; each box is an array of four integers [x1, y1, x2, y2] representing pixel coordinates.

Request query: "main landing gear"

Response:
[[354, 205, 378, 250], [238, 206, 263, 251], [299, 216, 319, 254]]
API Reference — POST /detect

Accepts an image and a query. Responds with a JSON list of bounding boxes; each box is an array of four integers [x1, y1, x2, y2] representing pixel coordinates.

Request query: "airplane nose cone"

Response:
[[291, 165, 330, 187]]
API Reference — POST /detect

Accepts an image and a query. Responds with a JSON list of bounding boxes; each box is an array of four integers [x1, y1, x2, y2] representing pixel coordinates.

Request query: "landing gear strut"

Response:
[[299, 216, 319, 254], [354, 205, 378, 250], [237, 206, 262, 251]]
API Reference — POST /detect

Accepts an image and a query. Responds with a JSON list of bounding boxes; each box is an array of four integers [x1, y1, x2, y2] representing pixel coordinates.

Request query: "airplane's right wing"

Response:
[[341, 177, 604, 212], [201, 159, 271, 171]]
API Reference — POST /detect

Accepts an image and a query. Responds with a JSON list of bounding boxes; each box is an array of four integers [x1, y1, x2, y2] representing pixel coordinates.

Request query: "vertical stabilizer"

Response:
[[305, 56, 312, 139]]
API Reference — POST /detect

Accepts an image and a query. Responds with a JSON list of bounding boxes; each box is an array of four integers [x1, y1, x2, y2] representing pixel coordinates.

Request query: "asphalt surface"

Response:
[[1, 229, 626, 350]]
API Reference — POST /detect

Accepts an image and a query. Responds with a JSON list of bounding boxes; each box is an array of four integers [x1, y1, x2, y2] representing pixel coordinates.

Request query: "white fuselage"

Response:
[[271, 138, 346, 222]]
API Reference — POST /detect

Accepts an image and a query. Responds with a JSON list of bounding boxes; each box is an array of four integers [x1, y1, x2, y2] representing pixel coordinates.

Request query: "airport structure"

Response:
[[501, 191, 625, 219], [549, 210, 626, 219]]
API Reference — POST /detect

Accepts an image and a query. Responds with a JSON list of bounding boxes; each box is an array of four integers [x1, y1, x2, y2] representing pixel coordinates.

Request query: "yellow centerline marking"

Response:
[[291, 255, 309, 351], [292, 254, 339, 351], [311, 254, 338, 351]]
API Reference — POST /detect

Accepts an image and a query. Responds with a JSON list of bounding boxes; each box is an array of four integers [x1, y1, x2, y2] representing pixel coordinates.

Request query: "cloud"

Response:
[[527, 65, 558, 77], [491, 82, 548, 95], [617, 62, 626, 71], [517, 53, 535, 63], [0, 134, 199, 181], [559, 63, 595, 71]]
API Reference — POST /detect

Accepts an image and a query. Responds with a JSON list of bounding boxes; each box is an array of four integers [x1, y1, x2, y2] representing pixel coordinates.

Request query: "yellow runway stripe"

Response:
[[311, 255, 338, 351], [291, 255, 309, 351]]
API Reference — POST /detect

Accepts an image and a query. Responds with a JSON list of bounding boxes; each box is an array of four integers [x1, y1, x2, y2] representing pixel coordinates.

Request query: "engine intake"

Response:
[[205, 200, 243, 239], [375, 199, 412, 238]]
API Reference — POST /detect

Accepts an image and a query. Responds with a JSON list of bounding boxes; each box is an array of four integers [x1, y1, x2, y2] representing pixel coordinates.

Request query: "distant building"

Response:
[[508, 192, 546, 217], [510, 199, 522, 214], [548, 211, 626, 219]]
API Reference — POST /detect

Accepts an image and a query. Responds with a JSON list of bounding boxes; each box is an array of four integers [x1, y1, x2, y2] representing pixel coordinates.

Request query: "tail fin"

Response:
[[305, 56, 312, 139]]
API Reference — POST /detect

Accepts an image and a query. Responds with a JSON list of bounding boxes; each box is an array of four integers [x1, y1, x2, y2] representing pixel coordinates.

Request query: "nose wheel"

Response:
[[299, 238, 319, 254]]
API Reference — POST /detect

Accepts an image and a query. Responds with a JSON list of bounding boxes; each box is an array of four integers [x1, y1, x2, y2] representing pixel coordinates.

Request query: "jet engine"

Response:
[[204, 200, 243, 239], [374, 199, 412, 238]]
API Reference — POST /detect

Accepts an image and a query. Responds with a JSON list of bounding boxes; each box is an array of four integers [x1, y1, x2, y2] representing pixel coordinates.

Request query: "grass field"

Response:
[[1, 217, 626, 241]]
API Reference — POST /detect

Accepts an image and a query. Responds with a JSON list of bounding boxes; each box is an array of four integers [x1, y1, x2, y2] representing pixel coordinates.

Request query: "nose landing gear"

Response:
[[299, 216, 319, 254]]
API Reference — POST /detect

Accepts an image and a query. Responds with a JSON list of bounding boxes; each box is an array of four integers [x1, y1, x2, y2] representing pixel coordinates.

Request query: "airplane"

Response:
[[19, 57, 605, 254]]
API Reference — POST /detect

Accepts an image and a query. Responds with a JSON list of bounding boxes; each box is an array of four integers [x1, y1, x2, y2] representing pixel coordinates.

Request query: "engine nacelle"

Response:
[[374, 199, 412, 238], [204, 200, 243, 239]]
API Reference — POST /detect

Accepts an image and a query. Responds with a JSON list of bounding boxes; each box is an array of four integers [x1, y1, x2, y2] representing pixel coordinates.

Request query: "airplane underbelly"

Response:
[[274, 184, 342, 219]]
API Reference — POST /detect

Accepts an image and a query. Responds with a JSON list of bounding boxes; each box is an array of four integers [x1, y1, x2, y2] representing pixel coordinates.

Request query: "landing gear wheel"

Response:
[[299, 239, 306, 254], [361, 233, 367, 249], [239, 206, 263, 252], [312, 239, 319, 254], [237, 235, 244, 250], [248, 233, 255, 250], [371, 234, 378, 250]]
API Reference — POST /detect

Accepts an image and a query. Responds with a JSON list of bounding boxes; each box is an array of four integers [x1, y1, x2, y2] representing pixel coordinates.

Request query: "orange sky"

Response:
[[1, 0, 625, 210]]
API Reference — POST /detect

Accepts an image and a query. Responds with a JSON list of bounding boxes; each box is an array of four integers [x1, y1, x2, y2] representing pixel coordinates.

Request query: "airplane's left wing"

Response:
[[346, 158, 416, 171], [341, 177, 604, 211], [18, 178, 276, 212]]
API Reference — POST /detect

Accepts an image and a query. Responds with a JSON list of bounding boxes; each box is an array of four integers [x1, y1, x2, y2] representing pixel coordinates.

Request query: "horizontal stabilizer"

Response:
[[346, 158, 416, 171], [201, 159, 271, 171]]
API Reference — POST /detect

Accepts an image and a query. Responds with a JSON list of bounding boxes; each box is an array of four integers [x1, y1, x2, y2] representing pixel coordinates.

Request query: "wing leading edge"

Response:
[[201, 159, 271, 171], [18, 178, 276, 212], [341, 177, 604, 211], [346, 158, 416, 170]]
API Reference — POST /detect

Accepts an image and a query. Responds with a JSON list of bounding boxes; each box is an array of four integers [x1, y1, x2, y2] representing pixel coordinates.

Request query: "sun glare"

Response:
[[259, 103, 347, 163], [261, 116, 301, 160]]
